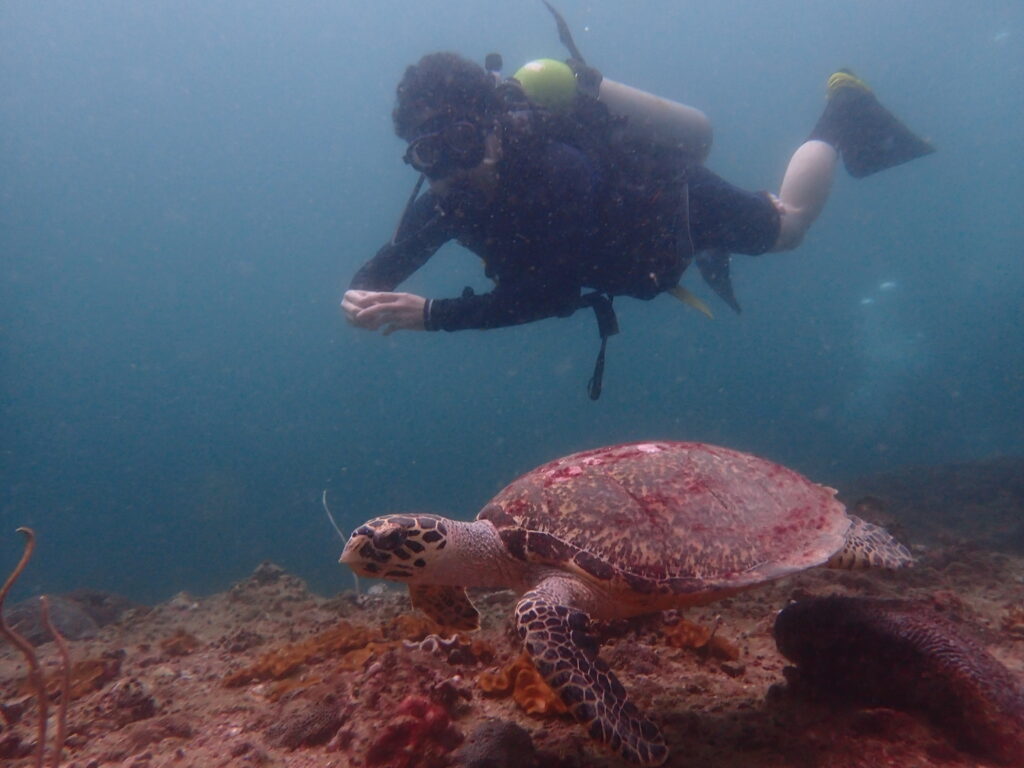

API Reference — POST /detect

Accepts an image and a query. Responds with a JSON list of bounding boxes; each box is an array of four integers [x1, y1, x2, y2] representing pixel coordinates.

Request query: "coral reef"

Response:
[[387, 612, 445, 640], [223, 612, 477, 690], [1, 460, 1022, 766]]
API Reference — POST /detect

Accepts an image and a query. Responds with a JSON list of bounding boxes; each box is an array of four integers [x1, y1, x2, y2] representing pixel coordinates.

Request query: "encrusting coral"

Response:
[[223, 613, 488, 694], [404, 633, 495, 666], [223, 620, 379, 687], [478, 652, 568, 716], [159, 629, 201, 657], [55, 650, 124, 700]]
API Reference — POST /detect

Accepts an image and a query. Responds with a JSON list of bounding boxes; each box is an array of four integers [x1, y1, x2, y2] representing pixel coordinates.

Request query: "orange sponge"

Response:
[[478, 653, 567, 717]]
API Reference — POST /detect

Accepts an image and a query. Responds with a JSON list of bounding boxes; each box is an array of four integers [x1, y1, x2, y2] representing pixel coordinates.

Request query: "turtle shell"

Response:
[[477, 441, 850, 594]]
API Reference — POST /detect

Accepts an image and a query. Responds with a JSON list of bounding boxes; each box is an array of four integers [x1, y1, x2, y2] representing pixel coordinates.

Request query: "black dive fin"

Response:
[[696, 249, 742, 314], [811, 75, 935, 178]]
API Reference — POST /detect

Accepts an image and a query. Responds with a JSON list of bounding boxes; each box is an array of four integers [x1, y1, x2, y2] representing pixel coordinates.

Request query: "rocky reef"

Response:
[[0, 459, 1022, 767]]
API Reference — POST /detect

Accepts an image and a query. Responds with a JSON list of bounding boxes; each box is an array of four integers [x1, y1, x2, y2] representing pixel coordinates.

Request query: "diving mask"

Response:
[[403, 120, 486, 179]]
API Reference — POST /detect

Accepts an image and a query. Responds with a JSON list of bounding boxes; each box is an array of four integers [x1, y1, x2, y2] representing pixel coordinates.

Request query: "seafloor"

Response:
[[1, 458, 1022, 768]]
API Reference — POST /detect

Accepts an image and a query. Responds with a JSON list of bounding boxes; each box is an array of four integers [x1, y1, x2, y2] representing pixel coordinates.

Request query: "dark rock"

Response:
[[118, 715, 195, 754], [2, 589, 140, 646], [266, 697, 346, 750], [774, 595, 1024, 765], [838, 457, 1024, 551], [64, 588, 141, 626], [219, 627, 265, 653], [0, 732, 30, 759], [719, 661, 745, 678], [228, 561, 311, 607], [250, 561, 287, 585], [96, 678, 158, 727], [452, 719, 537, 768], [4, 595, 98, 645]]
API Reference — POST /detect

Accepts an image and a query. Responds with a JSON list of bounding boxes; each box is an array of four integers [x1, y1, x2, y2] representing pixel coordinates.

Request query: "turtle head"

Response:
[[340, 514, 451, 582]]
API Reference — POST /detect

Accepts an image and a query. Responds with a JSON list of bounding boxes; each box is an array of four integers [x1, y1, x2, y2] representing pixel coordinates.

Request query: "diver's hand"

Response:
[[342, 290, 426, 335]]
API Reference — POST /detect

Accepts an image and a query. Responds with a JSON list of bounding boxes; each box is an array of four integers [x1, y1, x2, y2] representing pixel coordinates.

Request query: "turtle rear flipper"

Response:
[[828, 515, 913, 570], [410, 585, 480, 630], [515, 577, 668, 766]]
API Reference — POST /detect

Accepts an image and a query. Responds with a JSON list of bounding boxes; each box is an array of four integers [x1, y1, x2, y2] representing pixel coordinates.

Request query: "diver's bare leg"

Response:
[[771, 139, 838, 251]]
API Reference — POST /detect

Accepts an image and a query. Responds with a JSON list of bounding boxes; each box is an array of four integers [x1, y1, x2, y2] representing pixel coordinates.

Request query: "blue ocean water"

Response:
[[1, 0, 1021, 603]]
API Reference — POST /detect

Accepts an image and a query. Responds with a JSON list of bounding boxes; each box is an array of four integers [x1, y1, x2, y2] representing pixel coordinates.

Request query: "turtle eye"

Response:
[[352, 525, 373, 540], [373, 527, 406, 551]]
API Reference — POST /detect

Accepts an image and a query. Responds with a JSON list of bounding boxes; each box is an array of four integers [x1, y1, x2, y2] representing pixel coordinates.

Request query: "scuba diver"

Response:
[[342, 11, 933, 399]]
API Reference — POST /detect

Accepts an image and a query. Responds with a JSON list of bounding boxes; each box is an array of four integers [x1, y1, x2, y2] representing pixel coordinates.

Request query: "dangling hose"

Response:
[[390, 173, 426, 247], [542, 1, 587, 65]]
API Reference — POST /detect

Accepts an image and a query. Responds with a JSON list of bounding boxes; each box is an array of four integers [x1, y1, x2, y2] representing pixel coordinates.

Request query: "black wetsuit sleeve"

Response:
[[424, 142, 596, 331], [426, 278, 580, 331], [351, 142, 593, 332], [348, 192, 450, 291], [349, 193, 580, 331]]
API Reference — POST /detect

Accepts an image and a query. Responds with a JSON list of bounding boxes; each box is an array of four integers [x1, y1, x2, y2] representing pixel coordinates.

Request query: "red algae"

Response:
[[364, 694, 462, 768]]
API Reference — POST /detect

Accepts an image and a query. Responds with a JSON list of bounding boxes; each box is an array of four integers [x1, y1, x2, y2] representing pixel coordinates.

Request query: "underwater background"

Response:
[[1, 0, 1022, 604]]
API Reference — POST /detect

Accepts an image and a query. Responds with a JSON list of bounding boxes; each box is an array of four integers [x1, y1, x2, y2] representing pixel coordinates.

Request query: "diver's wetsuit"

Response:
[[349, 140, 779, 331]]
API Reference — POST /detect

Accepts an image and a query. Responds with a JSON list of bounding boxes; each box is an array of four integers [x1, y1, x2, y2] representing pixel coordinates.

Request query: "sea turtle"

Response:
[[340, 441, 913, 765]]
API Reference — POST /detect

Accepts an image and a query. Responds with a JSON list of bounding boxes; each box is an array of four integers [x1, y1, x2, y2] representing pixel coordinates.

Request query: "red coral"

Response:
[[364, 695, 462, 768]]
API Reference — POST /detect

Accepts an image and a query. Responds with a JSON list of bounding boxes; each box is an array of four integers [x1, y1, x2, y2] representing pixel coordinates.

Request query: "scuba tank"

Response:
[[510, 57, 713, 163], [597, 78, 712, 163], [512, 1, 714, 163]]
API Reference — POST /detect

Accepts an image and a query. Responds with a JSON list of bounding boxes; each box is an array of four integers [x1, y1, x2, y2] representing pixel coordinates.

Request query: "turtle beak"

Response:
[[339, 529, 370, 565]]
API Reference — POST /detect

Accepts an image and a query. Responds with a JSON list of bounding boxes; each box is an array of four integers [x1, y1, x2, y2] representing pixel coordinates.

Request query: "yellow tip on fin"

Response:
[[669, 285, 714, 320]]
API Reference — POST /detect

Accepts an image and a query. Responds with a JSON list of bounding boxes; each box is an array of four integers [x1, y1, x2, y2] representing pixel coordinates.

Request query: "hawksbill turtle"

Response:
[[340, 441, 913, 765]]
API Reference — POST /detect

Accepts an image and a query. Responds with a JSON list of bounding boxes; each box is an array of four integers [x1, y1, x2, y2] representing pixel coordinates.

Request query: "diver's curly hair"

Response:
[[393, 52, 500, 140]]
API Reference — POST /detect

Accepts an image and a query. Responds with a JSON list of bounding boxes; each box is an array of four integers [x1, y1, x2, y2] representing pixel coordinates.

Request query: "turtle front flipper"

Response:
[[409, 585, 480, 630], [514, 578, 667, 766], [828, 514, 914, 569]]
